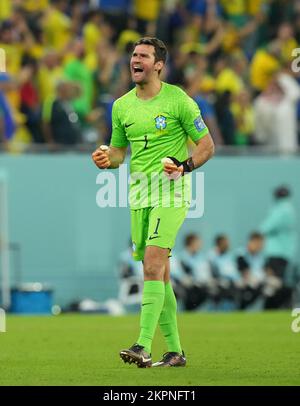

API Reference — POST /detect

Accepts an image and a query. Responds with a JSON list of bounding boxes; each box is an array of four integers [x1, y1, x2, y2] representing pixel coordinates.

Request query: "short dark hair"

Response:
[[215, 234, 227, 246], [184, 233, 200, 247], [133, 37, 167, 71], [249, 232, 264, 241], [274, 185, 291, 199]]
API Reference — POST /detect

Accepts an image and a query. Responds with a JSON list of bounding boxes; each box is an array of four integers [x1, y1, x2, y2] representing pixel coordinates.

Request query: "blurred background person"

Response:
[[19, 56, 43, 143], [42, 0, 72, 53], [118, 240, 143, 307], [0, 73, 16, 147], [214, 90, 235, 146], [185, 71, 224, 146], [119, 240, 143, 280], [260, 185, 297, 308], [231, 87, 255, 146], [236, 232, 265, 310], [174, 233, 214, 311], [37, 49, 63, 107], [208, 234, 241, 310], [254, 70, 300, 152], [42, 79, 81, 146], [63, 38, 93, 126]]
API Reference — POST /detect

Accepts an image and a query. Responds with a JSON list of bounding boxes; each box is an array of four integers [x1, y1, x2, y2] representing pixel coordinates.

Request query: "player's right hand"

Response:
[[92, 145, 111, 169]]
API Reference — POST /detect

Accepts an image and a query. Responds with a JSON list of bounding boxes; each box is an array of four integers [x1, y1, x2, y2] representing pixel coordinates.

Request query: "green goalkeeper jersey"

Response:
[[110, 82, 208, 209]]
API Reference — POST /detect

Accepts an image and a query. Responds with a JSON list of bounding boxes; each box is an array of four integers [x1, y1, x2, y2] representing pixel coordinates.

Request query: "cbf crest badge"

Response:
[[155, 115, 167, 130]]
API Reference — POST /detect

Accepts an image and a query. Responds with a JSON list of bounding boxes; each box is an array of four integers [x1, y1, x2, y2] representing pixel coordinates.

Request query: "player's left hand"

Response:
[[161, 157, 183, 181]]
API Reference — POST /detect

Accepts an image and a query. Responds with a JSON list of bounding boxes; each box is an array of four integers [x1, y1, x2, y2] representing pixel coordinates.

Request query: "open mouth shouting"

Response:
[[132, 65, 144, 80]]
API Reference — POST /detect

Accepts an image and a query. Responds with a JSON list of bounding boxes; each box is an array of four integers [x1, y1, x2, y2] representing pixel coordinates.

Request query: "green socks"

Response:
[[137, 281, 182, 355], [158, 281, 182, 353], [137, 281, 165, 354]]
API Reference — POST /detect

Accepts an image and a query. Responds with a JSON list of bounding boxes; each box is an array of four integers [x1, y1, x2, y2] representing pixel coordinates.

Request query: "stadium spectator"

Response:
[[42, 0, 72, 52], [0, 19, 24, 77], [185, 72, 224, 145], [214, 53, 247, 96], [254, 71, 300, 152], [42, 79, 81, 146], [94, 40, 123, 102], [214, 90, 235, 145], [0, 73, 16, 145], [221, 0, 264, 58], [185, 0, 223, 45], [82, 9, 103, 55], [250, 41, 281, 93], [63, 39, 93, 124], [93, 38, 131, 144], [174, 233, 213, 310], [231, 88, 255, 145], [92, 0, 131, 41], [260, 185, 297, 308], [166, 49, 186, 86], [134, 0, 162, 36], [0, 0, 12, 22], [275, 22, 298, 64], [117, 17, 140, 53], [19, 57, 43, 143], [236, 232, 265, 309], [37, 49, 63, 104], [268, 0, 295, 39]]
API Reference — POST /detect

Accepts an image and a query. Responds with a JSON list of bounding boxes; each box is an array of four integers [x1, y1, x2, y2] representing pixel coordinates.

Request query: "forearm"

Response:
[[163, 134, 215, 178], [191, 133, 215, 169], [108, 146, 127, 169]]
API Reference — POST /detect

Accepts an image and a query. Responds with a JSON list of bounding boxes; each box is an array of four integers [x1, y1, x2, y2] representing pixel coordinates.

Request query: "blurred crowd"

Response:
[[119, 185, 300, 311], [1, 0, 300, 152]]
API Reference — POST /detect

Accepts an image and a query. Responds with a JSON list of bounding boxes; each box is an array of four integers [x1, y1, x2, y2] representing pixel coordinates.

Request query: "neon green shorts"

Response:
[[131, 206, 189, 261]]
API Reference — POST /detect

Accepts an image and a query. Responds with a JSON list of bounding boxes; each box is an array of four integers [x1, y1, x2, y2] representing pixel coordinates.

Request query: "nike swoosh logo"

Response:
[[136, 354, 151, 363], [125, 122, 134, 128], [148, 235, 160, 240], [142, 356, 151, 362]]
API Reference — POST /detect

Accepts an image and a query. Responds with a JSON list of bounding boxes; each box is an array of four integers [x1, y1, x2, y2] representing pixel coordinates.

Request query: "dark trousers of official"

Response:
[[264, 257, 293, 309]]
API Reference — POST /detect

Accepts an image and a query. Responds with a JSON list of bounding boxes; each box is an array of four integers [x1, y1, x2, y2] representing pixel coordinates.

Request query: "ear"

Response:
[[155, 61, 164, 72]]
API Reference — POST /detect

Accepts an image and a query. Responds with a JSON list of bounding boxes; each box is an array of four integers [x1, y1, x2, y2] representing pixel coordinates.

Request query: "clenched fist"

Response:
[[161, 157, 183, 180], [92, 145, 111, 169]]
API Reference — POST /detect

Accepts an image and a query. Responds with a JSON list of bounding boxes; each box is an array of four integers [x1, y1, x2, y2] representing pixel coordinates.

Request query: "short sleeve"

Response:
[[179, 92, 209, 143], [110, 101, 129, 148]]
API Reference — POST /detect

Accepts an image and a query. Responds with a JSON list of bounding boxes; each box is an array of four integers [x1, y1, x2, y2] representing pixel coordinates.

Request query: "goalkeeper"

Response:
[[92, 37, 214, 368]]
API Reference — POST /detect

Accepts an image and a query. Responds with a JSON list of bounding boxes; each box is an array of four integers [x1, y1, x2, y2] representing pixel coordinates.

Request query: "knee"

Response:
[[144, 259, 165, 280]]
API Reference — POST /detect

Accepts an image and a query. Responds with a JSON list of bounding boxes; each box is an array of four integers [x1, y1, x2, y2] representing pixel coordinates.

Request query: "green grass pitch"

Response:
[[0, 311, 299, 386]]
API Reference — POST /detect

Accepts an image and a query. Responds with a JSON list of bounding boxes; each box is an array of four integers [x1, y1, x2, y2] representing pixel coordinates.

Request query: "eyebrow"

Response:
[[132, 52, 151, 57]]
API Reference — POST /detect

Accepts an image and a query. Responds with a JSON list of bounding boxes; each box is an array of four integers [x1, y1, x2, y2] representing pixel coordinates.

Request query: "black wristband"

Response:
[[166, 156, 195, 175], [182, 157, 195, 173]]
